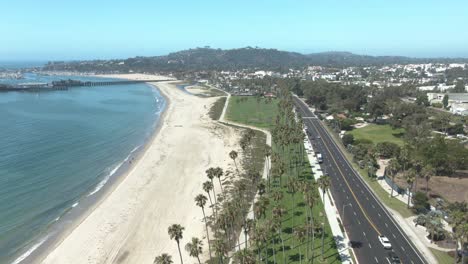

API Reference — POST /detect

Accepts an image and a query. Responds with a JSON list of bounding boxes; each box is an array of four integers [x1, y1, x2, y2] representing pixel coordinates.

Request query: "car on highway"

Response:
[[388, 252, 401, 263], [316, 135, 321, 139], [378, 235, 392, 249]]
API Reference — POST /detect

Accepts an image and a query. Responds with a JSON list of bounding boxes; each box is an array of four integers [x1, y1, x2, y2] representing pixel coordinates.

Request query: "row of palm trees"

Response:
[[155, 126, 268, 263], [245, 92, 335, 264]]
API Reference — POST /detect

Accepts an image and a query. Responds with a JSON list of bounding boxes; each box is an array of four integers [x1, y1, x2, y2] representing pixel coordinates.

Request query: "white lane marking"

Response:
[[386, 258, 391, 264], [366, 196, 369, 200], [369, 243, 372, 248], [401, 246, 406, 251], [378, 213, 381, 217], [363, 231, 366, 237], [385, 223, 388, 228], [353, 211, 357, 216], [392, 234, 396, 238], [357, 220, 361, 225], [372, 204, 376, 209], [374, 256, 379, 263]]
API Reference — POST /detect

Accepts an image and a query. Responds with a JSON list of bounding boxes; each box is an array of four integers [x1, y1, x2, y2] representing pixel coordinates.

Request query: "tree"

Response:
[[206, 168, 218, 206], [232, 248, 256, 264], [342, 133, 354, 147], [229, 150, 239, 171], [405, 169, 416, 208], [154, 253, 173, 264], [195, 194, 211, 259], [168, 224, 185, 264], [264, 145, 272, 190], [214, 167, 224, 193], [386, 158, 401, 198], [442, 94, 449, 109], [317, 176, 331, 203], [421, 165, 435, 195], [416, 93, 430, 106], [202, 181, 215, 216], [453, 80, 466, 93], [412, 191, 430, 214], [293, 226, 307, 264], [185, 237, 203, 264]]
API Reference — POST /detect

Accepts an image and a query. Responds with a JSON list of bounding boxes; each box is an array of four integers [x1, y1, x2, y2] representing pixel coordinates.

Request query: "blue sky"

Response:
[[2, 0, 468, 60]]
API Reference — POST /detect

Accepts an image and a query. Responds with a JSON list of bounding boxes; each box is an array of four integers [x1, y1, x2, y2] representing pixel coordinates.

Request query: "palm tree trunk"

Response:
[[202, 209, 212, 259], [218, 178, 224, 193], [197, 255, 201, 264], [177, 241, 184, 264], [272, 235, 277, 264], [211, 180, 217, 206], [279, 230, 286, 264], [321, 226, 325, 260]]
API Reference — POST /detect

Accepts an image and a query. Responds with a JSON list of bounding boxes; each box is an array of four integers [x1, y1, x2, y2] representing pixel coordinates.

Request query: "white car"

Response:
[[378, 235, 392, 249]]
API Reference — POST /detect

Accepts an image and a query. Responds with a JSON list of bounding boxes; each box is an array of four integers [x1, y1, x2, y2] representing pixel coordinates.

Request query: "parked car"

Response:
[[378, 235, 392, 249]]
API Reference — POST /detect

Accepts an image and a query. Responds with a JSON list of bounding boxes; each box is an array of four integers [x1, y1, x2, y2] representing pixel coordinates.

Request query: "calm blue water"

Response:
[[0, 74, 165, 263]]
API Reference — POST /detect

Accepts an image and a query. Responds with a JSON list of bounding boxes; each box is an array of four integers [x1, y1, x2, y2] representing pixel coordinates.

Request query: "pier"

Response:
[[0, 79, 173, 92]]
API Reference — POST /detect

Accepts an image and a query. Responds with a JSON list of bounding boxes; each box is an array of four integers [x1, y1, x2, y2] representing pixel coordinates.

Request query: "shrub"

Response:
[[412, 191, 430, 214], [342, 134, 355, 147]]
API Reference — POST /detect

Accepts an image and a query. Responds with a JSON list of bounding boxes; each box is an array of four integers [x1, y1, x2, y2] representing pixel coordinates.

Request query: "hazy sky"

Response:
[[2, 0, 468, 60]]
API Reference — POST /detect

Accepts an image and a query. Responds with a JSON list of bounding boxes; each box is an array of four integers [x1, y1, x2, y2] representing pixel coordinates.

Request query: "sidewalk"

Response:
[[304, 135, 355, 264]]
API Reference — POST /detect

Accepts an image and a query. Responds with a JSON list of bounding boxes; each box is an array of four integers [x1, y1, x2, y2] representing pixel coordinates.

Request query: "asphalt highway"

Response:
[[293, 96, 427, 264]]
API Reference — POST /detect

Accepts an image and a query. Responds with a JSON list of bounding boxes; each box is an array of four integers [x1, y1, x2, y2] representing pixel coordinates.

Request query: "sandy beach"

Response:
[[40, 74, 240, 264]]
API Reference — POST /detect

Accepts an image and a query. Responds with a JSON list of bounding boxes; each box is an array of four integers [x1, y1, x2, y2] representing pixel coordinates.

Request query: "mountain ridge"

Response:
[[43, 47, 468, 73]]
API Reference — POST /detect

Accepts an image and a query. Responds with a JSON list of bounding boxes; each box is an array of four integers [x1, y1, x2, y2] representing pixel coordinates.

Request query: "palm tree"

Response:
[[304, 190, 317, 262], [405, 169, 416, 208], [243, 219, 255, 250], [421, 164, 435, 195], [232, 248, 256, 264], [287, 178, 299, 227], [203, 180, 215, 217], [387, 158, 401, 198], [168, 224, 185, 264], [229, 150, 239, 172], [294, 226, 307, 264], [206, 168, 218, 206], [154, 253, 173, 264], [195, 194, 211, 259], [317, 175, 331, 203], [213, 239, 228, 264], [272, 206, 286, 264], [214, 167, 224, 193], [185, 237, 203, 264]]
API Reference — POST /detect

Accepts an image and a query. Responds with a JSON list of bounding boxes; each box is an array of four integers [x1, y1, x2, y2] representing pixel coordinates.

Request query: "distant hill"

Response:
[[43, 47, 468, 73]]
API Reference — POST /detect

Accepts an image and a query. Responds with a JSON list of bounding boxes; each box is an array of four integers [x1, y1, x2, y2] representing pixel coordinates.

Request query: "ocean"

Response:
[[0, 72, 166, 263]]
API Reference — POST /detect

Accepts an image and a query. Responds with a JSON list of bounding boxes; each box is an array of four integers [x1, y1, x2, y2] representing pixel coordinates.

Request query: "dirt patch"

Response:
[[393, 174, 468, 203]]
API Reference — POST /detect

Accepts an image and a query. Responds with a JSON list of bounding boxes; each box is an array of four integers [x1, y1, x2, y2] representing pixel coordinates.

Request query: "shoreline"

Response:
[[35, 74, 240, 264], [14, 80, 169, 264]]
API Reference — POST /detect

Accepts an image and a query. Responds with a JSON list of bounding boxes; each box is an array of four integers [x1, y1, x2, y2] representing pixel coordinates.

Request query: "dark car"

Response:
[[388, 252, 401, 264]]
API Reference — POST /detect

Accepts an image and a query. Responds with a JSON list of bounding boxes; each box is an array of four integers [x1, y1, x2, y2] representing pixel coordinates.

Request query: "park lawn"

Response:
[[226, 97, 339, 263], [430, 248, 455, 264], [348, 124, 405, 146], [226, 96, 279, 130], [259, 142, 340, 264], [325, 125, 413, 218]]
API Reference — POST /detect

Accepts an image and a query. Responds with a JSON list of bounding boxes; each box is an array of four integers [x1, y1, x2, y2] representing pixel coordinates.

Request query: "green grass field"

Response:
[[226, 96, 279, 130], [226, 96, 339, 263], [430, 248, 455, 264], [348, 124, 405, 146]]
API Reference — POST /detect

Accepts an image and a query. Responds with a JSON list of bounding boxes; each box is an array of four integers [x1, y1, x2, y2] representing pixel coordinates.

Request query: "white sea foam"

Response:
[[11, 235, 49, 264], [87, 161, 125, 197], [71, 202, 79, 208]]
